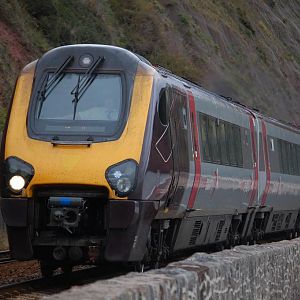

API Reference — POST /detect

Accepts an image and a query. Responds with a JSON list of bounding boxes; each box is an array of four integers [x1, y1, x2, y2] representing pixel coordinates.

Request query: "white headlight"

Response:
[[9, 175, 26, 191]]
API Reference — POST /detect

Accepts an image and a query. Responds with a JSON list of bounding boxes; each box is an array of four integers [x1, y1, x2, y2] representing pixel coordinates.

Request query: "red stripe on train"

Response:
[[248, 116, 258, 206], [187, 92, 201, 209], [261, 120, 271, 206]]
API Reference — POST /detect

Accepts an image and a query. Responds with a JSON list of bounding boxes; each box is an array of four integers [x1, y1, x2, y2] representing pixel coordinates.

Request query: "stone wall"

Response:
[[0, 212, 8, 250], [48, 238, 300, 300]]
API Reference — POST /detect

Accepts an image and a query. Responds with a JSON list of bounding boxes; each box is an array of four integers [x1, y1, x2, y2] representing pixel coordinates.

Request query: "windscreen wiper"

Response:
[[71, 56, 105, 120], [37, 55, 74, 118]]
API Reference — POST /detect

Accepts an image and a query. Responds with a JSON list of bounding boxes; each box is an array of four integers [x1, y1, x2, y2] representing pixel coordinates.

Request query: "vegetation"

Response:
[[0, 0, 299, 132]]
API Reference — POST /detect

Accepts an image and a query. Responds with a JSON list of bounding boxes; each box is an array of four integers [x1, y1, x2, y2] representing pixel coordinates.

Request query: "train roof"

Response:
[[154, 65, 300, 134], [35, 44, 300, 134]]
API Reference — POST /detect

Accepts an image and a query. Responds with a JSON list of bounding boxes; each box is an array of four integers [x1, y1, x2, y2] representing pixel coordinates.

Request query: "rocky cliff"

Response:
[[0, 0, 299, 130]]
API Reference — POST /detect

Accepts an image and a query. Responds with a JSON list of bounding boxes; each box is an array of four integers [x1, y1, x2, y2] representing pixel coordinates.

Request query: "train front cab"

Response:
[[0, 45, 160, 270]]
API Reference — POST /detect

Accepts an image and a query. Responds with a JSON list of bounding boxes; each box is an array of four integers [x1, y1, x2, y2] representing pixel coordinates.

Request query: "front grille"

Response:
[[33, 185, 108, 237], [33, 184, 109, 198]]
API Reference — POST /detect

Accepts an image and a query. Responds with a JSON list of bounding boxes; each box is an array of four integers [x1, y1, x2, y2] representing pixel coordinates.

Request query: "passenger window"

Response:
[[158, 89, 168, 126], [281, 141, 289, 174], [226, 123, 238, 166], [199, 114, 211, 162], [198, 113, 243, 168], [207, 117, 220, 163], [216, 121, 229, 165], [291, 144, 298, 175], [270, 138, 275, 151], [287, 142, 293, 175], [298, 145, 300, 175], [234, 126, 243, 167], [278, 140, 284, 173]]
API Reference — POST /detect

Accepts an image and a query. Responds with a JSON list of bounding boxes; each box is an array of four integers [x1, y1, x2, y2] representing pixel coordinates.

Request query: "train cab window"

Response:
[[34, 73, 123, 137], [38, 74, 122, 121], [158, 89, 168, 126]]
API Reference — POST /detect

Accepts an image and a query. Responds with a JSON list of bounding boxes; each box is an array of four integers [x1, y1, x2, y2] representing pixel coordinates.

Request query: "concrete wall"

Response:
[[48, 238, 300, 300]]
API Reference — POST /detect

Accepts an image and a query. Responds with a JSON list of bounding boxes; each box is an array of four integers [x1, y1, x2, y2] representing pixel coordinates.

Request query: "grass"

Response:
[[0, 0, 298, 128]]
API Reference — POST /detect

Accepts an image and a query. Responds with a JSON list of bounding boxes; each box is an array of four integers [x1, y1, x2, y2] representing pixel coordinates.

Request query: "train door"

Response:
[[164, 87, 190, 209]]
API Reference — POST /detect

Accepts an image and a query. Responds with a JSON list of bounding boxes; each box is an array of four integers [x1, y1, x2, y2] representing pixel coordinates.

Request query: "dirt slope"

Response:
[[0, 0, 299, 130]]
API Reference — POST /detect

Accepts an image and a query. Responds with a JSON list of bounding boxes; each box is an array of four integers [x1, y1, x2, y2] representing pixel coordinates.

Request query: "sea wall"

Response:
[[0, 213, 8, 251], [48, 238, 300, 300]]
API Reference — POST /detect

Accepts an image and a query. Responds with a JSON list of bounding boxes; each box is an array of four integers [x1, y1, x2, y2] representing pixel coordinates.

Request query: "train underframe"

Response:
[[2, 186, 300, 276], [1, 185, 159, 275]]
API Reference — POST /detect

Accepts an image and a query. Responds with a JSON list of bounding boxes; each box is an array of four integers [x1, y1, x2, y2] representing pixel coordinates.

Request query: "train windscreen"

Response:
[[33, 73, 123, 138]]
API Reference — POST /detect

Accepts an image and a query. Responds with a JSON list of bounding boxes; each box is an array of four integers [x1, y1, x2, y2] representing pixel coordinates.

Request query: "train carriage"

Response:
[[0, 44, 299, 275]]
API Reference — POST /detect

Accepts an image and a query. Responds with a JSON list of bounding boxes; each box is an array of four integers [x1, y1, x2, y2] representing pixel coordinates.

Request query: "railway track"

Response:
[[0, 263, 127, 299], [0, 250, 15, 265]]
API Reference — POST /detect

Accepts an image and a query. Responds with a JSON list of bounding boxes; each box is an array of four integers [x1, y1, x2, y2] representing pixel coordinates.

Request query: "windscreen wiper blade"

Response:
[[71, 56, 105, 120], [37, 55, 74, 118]]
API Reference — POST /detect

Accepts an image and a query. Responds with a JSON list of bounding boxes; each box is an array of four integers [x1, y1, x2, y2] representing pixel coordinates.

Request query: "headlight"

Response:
[[5, 156, 34, 194], [105, 159, 138, 197], [9, 175, 26, 192]]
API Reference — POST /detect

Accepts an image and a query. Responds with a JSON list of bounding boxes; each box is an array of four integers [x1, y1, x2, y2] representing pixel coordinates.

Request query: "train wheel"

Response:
[[40, 260, 55, 278]]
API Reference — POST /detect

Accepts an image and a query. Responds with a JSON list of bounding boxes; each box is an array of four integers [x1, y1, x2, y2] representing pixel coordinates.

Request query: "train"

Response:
[[0, 44, 300, 276]]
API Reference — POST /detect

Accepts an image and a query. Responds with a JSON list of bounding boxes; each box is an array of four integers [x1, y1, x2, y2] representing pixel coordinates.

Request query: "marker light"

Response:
[[79, 54, 93, 67], [9, 175, 26, 192], [105, 159, 138, 197]]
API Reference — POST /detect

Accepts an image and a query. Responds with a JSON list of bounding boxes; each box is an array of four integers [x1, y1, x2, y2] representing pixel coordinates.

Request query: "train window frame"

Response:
[[270, 138, 275, 151], [27, 68, 128, 143], [297, 145, 300, 175], [277, 139, 300, 176], [198, 112, 244, 168], [207, 116, 221, 164], [216, 120, 229, 165], [291, 143, 298, 175], [199, 113, 212, 162], [234, 126, 244, 167], [226, 123, 238, 167], [157, 88, 168, 126]]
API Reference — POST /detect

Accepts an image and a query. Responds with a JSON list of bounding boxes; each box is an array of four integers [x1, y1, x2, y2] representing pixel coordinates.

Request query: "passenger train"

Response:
[[1, 45, 300, 276]]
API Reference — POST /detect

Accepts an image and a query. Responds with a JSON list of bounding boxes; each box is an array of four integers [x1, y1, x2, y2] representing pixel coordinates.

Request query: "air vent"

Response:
[[276, 214, 284, 231], [271, 214, 279, 231], [189, 220, 203, 246], [215, 220, 225, 241], [271, 213, 285, 231], [285, 213, 292, 229]]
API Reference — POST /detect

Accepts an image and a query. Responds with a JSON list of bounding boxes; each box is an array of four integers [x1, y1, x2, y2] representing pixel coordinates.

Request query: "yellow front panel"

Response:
[[5, 62, 154, 198]]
